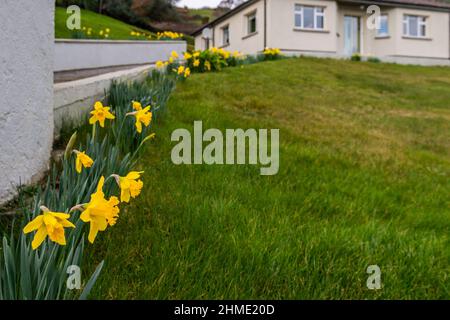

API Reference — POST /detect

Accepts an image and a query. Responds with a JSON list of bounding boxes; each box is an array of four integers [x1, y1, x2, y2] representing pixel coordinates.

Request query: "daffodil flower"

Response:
[[171, 50, 179, 59], [73, 150, 94, 173], [127, 106, 152, 133], [176, 65, 185, 75], [23, 206, 75, 250], [184, 67, 191, 78], [184, 52, 192, 60], [111, 171, 144, 203], [156, 61, 165, 69], [193, 59, 200, 67], [89, 101, 115, 127], [132, 101, 143, 111], [75, 177, 120, 244], [204, 61, 211, 71]]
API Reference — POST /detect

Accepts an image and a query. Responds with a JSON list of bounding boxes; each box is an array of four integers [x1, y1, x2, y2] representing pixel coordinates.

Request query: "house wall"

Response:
[[268, 0, 338, 54], [0, 0, 54, 204], [194, 0, 266, 54], [392, 8, 449, 59]]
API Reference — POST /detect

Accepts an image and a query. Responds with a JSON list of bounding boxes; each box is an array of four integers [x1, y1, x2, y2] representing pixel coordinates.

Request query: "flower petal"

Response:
[[23, 215, 44, 234]]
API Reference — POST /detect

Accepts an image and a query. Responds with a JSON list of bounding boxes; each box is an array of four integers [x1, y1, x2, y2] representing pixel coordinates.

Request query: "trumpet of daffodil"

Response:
[[184, 52, 192, 60], [89, 101, 115, 127], [184, 67, 191, 78], [127, 105, 152, 133], [75, 177, 120, 243], [193, 59, 200, 67], [73, 150, 94, 173], [111, 171, 144, 203], [23, 206, 75, 250], [132, 100, 143, 111], [171, 50, 179, 59]]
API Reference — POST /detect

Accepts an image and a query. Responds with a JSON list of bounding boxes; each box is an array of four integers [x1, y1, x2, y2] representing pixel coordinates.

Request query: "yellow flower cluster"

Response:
[[263, 47, 282, 56], [157, 31, 183, 40], [81, 26, 110, 39], [23, 99, 154, 249], [130, 30, 152, 39]]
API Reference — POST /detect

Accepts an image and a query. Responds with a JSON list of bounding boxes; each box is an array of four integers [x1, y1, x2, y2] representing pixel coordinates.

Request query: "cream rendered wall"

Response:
[[213, 1, 266, 54], [268, 0, 338, 54], [336, 4, 398, 56], [392, 8, 449, 59], [0, 0, 54, 203]]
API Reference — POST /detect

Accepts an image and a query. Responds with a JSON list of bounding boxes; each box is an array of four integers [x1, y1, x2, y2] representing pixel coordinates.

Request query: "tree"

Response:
[[145, 0, 181, 22]]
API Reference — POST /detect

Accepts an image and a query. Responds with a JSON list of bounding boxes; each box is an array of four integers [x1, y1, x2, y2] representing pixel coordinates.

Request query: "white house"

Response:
[[193, 0, 450, 65]]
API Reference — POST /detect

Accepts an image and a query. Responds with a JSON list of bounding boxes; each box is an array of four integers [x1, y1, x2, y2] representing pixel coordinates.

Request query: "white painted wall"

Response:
[[0, 0, 54, 203], [55, 40, 186, 71]]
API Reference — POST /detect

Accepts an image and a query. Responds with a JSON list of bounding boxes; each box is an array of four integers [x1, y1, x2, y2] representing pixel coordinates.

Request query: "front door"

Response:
[[344, 16, 360, 56]]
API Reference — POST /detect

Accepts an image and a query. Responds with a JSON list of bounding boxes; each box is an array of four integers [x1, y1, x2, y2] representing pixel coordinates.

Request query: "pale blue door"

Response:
[[344, 16, 360, 56]]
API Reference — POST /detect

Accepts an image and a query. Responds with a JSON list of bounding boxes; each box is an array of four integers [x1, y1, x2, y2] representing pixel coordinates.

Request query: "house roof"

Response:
[[191, 0, 450, 36]]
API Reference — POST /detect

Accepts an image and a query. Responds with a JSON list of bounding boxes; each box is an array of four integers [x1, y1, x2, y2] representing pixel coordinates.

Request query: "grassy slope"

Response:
[[88, 58, 450, 299], [55, 7, 153, 40]]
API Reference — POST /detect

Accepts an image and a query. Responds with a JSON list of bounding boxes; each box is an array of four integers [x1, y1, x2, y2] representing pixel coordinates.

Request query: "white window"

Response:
[[403, 15, 426, 37], [222, 25, 230, 45], [377, 14, 389, 36], [247, 12, 257, 34], [295, 5, 324, 30]]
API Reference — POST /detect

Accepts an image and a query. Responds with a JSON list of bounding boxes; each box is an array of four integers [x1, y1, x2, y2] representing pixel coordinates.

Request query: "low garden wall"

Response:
[[55, 39, 186, 72]]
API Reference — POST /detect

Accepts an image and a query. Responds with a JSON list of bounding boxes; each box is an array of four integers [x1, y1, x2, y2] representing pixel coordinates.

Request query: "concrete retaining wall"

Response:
[[55, 39, 186, 72], [0, 0, 54, 204]]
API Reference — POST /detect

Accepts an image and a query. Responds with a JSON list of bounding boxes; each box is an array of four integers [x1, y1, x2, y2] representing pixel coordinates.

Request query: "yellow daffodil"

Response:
[[73, 150, 94, 173], [77, 177, 120, 243], [112, 171, 144, 203], [132, 101, 143, 111], [134, 106, 152, 133], [105, 28, 110, 33], [184, 67, 191, 78], [204, 60, 211, 71], [89, 101, 115, 127], [156, 60, 165, 68], [184, 52, 192, 60], [193, 59, 200, 67], [23, 206, 75, 250], [193, 51, 200, 58], [99, 30, 104, 36], [171, 50, 179, 59], [130, 31, 136, 36], [176, 65, 185, 75], [126, 105, 152, 133], [169, 56, 174, 64], [233, 51, 240, 57]]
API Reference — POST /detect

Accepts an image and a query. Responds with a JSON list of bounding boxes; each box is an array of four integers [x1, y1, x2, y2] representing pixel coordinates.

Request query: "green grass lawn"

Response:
[[55, 7, 154, 40], [87, 57, 450, 299]]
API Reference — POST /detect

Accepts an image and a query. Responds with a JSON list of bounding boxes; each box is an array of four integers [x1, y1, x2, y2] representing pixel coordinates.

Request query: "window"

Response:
[[222, 25, 230, 46], [403, 15, 426, 37], [247, 12, 257, 34], [295, 5, 324, 30], [377, 14, 388, 36]]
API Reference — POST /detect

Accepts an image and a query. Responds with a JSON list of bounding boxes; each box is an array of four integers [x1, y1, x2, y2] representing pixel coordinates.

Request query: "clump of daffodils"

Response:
[[262, 47, 283, 60], [155, 48, 245, 77], [157, 31, 183, 40], [130, 30, 153, 40]]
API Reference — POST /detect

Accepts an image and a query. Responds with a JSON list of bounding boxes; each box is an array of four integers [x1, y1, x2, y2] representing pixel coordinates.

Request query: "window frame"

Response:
[[222, 25, 230, 46], [403, 14, 427, 38], [376, 14, 389, 37], [294, 4, 325, 30], [247, 12, 257, 35]]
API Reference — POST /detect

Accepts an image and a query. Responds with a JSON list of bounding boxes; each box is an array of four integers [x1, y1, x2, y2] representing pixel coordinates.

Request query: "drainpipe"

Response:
[[264, 0, 267, 50]]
